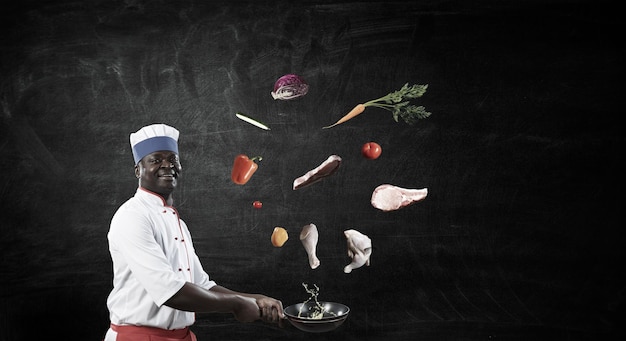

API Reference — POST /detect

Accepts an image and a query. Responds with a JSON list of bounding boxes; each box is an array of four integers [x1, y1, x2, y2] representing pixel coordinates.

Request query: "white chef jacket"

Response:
[[106, 187, 216, 330]]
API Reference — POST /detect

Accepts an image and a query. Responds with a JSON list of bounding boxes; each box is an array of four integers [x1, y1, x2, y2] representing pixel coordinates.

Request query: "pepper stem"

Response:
[[250, 156, 263, 162]]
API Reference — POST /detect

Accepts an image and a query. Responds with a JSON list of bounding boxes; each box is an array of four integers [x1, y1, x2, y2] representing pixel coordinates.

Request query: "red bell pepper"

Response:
[[231, 154, 262, 185]]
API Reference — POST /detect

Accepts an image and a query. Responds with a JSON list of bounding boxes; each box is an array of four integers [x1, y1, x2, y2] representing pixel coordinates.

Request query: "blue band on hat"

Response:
[[132, 136, 179, 164]]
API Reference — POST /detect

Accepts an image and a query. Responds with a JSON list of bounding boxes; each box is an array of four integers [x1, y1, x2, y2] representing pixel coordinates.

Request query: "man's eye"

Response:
[[150, 159, 162, 164]]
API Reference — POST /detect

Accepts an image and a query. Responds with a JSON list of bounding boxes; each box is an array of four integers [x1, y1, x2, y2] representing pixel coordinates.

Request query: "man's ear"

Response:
[[134, 164, 140, 178]]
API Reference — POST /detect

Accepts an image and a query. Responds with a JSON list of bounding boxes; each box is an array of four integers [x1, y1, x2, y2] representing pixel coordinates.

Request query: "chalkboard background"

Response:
[[1, 1, 623, 340]]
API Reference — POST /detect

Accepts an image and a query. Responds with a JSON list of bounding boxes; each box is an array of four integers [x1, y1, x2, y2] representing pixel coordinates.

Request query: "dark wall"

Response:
[[1, 1, 623, 340]]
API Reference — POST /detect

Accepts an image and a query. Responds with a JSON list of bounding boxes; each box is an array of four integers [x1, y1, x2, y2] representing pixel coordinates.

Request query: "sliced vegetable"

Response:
[[231, 154, 262, 185], [236, 113, 270, 130], [271, 74, 309, 100], [271, 227, 289, 247], [323, 83, 431, 129]]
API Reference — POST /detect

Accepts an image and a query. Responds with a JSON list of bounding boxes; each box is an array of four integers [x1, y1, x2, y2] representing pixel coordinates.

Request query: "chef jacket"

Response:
[[107, 187, 216, 330]]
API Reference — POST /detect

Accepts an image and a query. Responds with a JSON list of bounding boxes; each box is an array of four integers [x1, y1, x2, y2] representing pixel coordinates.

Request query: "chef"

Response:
[[104, 123, 284, 341]]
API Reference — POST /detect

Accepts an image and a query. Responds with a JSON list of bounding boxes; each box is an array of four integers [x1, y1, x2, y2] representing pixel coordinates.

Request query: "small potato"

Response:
[[271, 227, 289, 247]]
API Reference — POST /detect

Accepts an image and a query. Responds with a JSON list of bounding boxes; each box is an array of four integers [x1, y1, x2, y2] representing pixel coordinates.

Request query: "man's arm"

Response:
[[164, 283, 285, 323], [209, 285, 285, 323], [164, 282, 261, 323]]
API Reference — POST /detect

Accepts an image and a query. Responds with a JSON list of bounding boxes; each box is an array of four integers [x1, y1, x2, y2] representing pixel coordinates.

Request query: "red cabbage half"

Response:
[[271, 74, 309, 100]]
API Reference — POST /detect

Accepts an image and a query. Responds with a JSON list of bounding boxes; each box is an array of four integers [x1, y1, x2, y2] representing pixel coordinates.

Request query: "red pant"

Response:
[[110, 324, 197, 341]]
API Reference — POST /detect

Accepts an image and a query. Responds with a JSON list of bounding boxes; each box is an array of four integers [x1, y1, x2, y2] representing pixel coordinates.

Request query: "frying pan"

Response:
[[283, 301, 350, 333]]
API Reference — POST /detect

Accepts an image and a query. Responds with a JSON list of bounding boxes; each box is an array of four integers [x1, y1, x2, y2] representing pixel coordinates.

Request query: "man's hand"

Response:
[[204, 285, 287, 325], [255, 295, 286, 324], [232, 295, 262, 323]]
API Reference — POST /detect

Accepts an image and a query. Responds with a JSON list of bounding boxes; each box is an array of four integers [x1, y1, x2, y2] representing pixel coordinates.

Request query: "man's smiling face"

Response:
[[135, 150, 182, 198]]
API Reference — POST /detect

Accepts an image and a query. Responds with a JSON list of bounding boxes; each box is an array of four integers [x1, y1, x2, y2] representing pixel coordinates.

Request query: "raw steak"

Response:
[[371, 184, 428, 211]]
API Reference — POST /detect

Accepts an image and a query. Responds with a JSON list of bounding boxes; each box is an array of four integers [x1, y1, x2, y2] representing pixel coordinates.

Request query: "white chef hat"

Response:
[[130, 123, 179, 164]]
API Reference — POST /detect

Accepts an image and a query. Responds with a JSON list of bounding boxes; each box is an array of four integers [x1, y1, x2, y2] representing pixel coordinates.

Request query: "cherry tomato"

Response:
[[252, 200, 263, 209], [361, 142, 382, 159]]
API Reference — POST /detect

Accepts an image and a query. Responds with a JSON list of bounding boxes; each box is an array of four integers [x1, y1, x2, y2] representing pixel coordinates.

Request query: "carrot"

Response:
[[322, 83, 431, 129], [322, 104, 366, 129]]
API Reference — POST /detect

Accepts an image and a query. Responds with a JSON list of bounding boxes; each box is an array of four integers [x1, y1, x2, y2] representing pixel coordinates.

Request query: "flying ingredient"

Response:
[[271, 74, 309, 100], [293, 155, 342, 190], [323, 83, 431, 128], [231, 154, 262, 185]]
